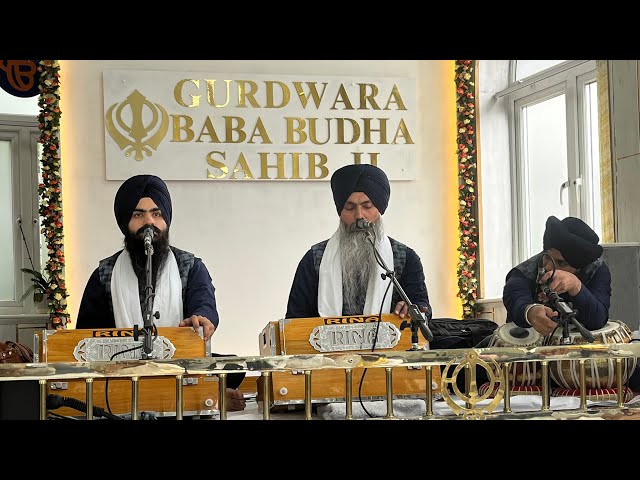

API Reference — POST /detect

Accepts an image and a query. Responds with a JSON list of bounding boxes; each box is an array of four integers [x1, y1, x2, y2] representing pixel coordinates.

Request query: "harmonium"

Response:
[[36, 327, 219, 417], [258, 314, 441, 409]]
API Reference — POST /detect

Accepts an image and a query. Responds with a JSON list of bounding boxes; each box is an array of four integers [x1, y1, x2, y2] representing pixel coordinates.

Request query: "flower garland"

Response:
[[37, 60, 70, 329], [455, 60, 481, 319]]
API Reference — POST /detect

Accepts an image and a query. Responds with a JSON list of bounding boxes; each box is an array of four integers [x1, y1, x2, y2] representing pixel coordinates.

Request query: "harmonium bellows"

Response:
[[257, 314, 441, 408], [37, 327, 219, 417]]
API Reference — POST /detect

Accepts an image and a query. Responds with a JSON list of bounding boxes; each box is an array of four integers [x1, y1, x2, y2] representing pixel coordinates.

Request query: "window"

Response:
[[0, 92, 44, 314], [515, 60, 567, 82], [479, 60, 601, 298]]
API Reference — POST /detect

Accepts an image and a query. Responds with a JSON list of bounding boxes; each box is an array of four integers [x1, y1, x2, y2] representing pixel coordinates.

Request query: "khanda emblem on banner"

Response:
[[0, 60, 41, 97], [105, 90, 169, 161]]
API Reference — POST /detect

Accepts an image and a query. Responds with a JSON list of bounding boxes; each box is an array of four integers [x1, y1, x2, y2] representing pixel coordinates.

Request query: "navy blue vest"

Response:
[[96, 246, 195, 315]]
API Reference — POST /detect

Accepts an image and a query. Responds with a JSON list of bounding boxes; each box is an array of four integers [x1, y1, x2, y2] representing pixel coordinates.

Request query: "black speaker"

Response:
[[601, 243, 640, 331], [0, 381, 40, 420]]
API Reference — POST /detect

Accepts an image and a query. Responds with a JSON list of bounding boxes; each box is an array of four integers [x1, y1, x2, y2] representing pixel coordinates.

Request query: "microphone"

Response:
[[355, 218, 374, 229], [143, 226, 155, 250]]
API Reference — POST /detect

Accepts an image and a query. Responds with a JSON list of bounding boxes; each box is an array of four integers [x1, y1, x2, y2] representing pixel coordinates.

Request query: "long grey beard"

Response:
[[338, 219, 385, 314]]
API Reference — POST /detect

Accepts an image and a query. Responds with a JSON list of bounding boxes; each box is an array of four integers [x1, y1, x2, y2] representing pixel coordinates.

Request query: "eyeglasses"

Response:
[[542, 250, 571, 269], [546, 257, 570, 268]]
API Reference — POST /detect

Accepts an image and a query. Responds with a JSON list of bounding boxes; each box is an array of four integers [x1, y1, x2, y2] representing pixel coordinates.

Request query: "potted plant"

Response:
[[20, 268, 50, 304]]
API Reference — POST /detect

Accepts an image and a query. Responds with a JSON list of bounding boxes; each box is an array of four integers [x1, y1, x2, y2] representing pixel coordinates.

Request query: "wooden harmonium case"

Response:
[[37, 327, 218, 417], [258, 314, 441, 407]]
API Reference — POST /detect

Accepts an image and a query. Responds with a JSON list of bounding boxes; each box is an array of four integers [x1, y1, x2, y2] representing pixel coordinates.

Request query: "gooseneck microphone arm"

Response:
[[362, 224, 433, 347], [537, 253, 594, 344]]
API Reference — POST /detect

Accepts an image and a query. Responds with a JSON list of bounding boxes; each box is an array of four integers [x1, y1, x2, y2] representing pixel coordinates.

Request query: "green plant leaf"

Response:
[[20, 267, 43, 277], [20, 268, 50, 288], [20, 284, 37, 302]]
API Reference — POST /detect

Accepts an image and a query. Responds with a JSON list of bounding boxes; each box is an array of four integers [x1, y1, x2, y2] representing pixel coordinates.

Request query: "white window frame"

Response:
[[0, 114, 44, 314], [504, 60, 597, 264]]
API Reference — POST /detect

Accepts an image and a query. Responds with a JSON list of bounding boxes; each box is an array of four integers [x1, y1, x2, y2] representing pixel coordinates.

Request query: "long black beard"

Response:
[[338, 219, 384, 314], [124, 225, 171, 290]]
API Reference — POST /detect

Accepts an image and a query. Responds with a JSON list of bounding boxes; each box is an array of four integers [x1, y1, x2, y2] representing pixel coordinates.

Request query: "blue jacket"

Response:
[[76, 246, 219, 329], [285, 237, 431, 319], [502, 254, 611, 331]]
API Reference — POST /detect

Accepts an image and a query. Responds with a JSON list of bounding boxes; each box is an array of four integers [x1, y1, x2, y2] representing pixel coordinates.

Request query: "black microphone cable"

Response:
[[47, 393, 123, 420], [105, 344, 143, 415], [358, 278, 393, 418]]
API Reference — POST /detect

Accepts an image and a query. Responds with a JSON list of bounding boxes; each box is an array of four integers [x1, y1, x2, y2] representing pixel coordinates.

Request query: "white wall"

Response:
[[478, 60, 512, 300], [0, 91, 38, 116], [59, 60, 460, 357]]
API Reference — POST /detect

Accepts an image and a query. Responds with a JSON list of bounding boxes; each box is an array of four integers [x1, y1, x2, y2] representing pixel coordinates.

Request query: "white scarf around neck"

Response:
[[111, 249, 183, 328], [318, 229, 393, 317]]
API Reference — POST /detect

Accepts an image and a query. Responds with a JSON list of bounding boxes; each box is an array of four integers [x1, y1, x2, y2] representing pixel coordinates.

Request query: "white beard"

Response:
[[338, 219, 384, 313]]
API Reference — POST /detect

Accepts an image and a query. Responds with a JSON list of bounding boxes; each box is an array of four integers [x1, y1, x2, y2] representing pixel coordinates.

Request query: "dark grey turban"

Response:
[[114, 174, 172, 235], [330, 164, 390, 215], [542, 216, 603, 269]]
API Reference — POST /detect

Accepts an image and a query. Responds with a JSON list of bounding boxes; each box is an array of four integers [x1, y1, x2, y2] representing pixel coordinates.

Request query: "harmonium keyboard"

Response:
[[36, 327, 219, 417], [257, 314, 441, 409]]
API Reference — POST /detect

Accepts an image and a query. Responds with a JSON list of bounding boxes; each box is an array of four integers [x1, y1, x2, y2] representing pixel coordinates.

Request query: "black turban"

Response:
[[330, 164, 390, 215], [542, 216, 602, 269], [114, 174, 172, 235]]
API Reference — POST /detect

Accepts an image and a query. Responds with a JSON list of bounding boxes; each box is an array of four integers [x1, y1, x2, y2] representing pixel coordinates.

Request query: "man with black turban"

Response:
[[285, 164, 432, 321], [76, 174, 245, 410], [502, 215, 611, 336]]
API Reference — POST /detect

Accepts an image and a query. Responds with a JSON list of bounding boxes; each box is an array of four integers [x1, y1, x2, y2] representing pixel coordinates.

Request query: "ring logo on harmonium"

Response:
[[323, 316, 381, 324], [92, 329, 137, 337], [311, 317, 400, 352], [71, 330, 176, 362]]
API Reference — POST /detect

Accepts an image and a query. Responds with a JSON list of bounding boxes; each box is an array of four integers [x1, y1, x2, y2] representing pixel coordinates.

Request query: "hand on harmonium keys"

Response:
[[393, 301, 429, 319], [179, 315, 216, 342]]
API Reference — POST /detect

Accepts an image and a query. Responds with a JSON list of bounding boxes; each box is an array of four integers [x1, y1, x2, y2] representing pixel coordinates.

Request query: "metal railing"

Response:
[[1, 342, 639, 420]]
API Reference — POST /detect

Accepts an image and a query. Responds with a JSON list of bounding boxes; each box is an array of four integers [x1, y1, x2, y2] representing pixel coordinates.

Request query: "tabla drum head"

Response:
[[489, 323, 544, 348]]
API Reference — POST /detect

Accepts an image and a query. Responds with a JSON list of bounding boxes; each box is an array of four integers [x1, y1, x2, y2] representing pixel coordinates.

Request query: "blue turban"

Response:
[[114, 174, 172, 235], [330, 164, 390, 215], [542, 216, 602, 269]]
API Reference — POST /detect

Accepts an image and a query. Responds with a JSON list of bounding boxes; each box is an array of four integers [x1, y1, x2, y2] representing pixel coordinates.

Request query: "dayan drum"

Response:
[[488, 323, 544, 386], [547, 320, 637, 389]]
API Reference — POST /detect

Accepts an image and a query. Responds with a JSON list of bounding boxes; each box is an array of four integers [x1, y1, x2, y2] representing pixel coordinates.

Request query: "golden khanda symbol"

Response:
[[440, 350, 504, 419], [105, 90, 169, 161]]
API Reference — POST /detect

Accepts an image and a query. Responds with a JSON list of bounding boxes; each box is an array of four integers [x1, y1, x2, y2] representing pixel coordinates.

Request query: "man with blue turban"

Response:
[[285, 164, 432, 320], [76, 174, 245, 410], [503, 215, 611, 336]]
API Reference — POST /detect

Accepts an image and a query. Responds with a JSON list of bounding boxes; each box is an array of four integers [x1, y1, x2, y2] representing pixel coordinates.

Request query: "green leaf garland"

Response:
[[455, 60, 481, 319], [37, 60, 70, 329]]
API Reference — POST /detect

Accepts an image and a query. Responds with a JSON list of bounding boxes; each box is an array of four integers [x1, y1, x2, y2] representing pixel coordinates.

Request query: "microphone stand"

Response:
[[135, 233, 159, 359], [536, 254, 594, 344], [540, 284, 595, 344], [364, 230, 433, 350]]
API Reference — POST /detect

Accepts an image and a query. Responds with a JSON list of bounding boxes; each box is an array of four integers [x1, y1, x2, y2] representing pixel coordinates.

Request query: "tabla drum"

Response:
[[488, 323, 545, 386], [547, 320, 637, 389], [552, 386, 636, 403], [490, 323, 544, 348], [479, 382, 543, 398]]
